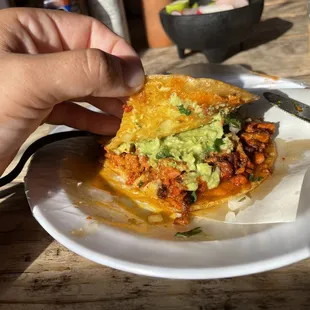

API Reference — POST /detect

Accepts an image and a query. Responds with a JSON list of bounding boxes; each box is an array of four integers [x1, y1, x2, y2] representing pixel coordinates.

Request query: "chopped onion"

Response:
[[216, 0, 249, 8], [148, 214, 164, 223], [182, 8, 198, 15], [170, 213, 182, 219], [229, 124, 240, 134], [233, 0, 249, 8], [171, 10, 182, 15], [198, 4, 234, 14]]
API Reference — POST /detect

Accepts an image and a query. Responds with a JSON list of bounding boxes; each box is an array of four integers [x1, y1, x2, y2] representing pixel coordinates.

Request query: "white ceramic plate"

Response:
[[25, 65, 310, 279]]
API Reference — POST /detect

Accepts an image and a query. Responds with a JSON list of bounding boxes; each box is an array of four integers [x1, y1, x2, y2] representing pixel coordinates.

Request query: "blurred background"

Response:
[[0, 0, 171, 52], [0, 0, 305, 76]]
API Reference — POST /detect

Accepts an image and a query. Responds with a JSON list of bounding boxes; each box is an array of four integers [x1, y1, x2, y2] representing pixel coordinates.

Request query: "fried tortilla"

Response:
[[99, 75, 276, 225], [106, 75, 258, 150]]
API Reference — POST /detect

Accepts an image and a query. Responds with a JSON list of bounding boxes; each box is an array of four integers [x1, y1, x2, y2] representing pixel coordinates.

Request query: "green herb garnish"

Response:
[[249, 174, 263, 182], [178, 105, 191, 116], [138, 181, 144, 188], [175, 227, 202, 238], [276, 100, 281, 106], [238, 197, 246, 202], [205, 145, 215, 153], [214, 138, 224, 152], [156, 148, 172, 159], [249, 174, 255, 182], [191, 191, 197, 203], [134, 120, 142, 128], [224, 113, 242, 129]]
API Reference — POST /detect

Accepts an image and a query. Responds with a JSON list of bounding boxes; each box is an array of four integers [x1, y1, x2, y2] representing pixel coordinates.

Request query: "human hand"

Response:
[[0, 8, 145, 175]]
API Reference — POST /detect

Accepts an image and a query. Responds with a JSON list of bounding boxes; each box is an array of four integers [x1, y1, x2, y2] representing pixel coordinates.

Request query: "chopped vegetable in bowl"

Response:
[[166, 0, 249, 15]]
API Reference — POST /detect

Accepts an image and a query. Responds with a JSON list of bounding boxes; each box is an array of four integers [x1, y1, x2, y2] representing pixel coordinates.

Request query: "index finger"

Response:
[[0, 8, 139, 61]]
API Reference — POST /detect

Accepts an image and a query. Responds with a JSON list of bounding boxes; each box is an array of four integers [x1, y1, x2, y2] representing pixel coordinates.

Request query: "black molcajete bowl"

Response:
[[159, 0, 264, 63]]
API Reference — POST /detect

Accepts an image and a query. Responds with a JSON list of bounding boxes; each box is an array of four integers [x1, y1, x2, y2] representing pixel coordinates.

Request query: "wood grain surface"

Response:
[[1, 0, 310, 309]]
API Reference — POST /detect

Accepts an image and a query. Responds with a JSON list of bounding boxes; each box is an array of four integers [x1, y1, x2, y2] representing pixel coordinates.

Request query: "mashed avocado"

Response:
[[169, 92, 204, 118], [115, 114, 234, 191]]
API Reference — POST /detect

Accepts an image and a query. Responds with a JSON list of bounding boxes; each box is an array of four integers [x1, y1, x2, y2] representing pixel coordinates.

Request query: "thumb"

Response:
[[15, 49, 145, 106]]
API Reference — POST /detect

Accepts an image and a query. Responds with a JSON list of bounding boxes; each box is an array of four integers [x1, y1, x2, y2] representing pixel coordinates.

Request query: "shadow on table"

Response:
[[0, 183, 53, 295], [0, 135, 102, 298], [241, 17, 293, 50], [217, 17, 293, 62]]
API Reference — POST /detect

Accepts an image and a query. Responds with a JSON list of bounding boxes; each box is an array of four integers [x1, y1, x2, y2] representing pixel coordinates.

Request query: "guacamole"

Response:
[[115, 114, 233, 191]]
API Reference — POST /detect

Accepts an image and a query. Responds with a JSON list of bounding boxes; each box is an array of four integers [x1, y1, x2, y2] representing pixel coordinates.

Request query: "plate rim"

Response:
[[28, 204, 310, 279]]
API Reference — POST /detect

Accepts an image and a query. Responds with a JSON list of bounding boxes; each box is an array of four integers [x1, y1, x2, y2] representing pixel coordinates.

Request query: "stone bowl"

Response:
[[159, 0, 264, 62]]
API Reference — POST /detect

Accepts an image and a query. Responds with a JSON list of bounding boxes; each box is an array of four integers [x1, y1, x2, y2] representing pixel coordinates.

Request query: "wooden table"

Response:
[[1, 0, 309, 308]]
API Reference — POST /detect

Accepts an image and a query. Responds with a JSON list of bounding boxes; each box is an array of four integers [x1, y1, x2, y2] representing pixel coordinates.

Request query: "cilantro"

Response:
[[249, 174, 263, 182], [191, 191, 197, 203], [205, 145, 215, 153], [248, 174, 255, 182], [230, 119, 242, 129], [178, 105, 191, 116], [224, 113, 242, 129], [156, 148, 172, 159], [175, 227, 202, 238], [138, 181, 144, 188], [214, 139, 224, 152], [134, 121, 142, 128]]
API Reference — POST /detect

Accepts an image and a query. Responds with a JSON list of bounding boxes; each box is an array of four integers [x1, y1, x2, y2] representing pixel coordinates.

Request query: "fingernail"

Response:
[[121, 59, 145, 90]]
